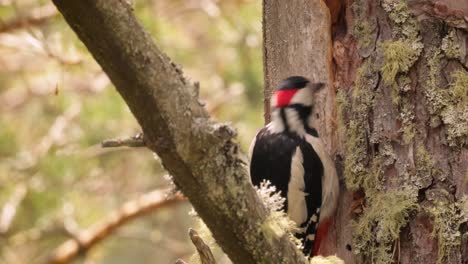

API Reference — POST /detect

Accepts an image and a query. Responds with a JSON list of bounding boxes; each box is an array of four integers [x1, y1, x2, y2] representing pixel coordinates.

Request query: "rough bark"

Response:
[[263, 0, 467, 263], [51, 0, 308, 263]]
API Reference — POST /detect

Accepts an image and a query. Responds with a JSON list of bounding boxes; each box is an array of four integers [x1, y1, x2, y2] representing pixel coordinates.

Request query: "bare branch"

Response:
[[101, 133, 145, 148], [48, 191, 185, 264], [189, 228, 216, 264]]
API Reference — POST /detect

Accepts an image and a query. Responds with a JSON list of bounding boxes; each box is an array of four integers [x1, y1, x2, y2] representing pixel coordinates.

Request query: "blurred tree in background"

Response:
[[0, 0, 262, 263]]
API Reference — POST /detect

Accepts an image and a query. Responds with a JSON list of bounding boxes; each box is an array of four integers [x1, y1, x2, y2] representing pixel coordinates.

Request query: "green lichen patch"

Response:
[[261, 212, 294, 243], [351, 0, 375, 53], [353, 20, 374, 50], [441, 70, 468, 147], [352, 190, 419, 264], [351, 0, 376, 52], [256, 180, 301, 248], [380, 40, 420, 86], [414, 145, 438, 188], [441, 29, 464, 62], [424, 48, 447, 127], [380, 142, 396, 167], [344, 60, 376, 190], [424, 47, 467, 146], [426, 196, 467, 264], [379, 0, 422, 146], [381, 0, 411, 25], [344, 120, 369, 190], [449, 71, 468, 101], [381, 0, 423, 43], [399, 97, 415, 144], [335, 89, 349, 137]]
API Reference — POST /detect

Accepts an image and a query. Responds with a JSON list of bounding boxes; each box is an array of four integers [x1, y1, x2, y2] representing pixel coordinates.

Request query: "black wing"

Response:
[[250, 128, 324, 255], [250, 128, 297, 212]]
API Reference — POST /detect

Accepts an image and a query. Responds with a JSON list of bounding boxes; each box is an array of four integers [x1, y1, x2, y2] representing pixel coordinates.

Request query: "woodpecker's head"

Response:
[[270, 76, 325, 110], [268, 76, 325, 134]]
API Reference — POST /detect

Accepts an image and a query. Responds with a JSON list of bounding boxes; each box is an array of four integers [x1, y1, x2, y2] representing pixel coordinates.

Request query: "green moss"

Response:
[[353, 190, 419, 264], [414, 145, 438, 188], [353, 18, 374, 50], [380, 41, 420, 85], [344, 120, 367, 190], [450, 71, 468, 101], [441, 71, 468, 147], [344, 60, 375, 190], [363, 155, 384, 198], [335, 89, 348, 137], [424, 48, 447, 127], [426, 196, 467, 264]]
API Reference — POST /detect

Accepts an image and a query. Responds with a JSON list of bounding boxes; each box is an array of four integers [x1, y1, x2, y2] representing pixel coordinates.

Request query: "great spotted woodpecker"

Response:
[[249, 76, 339, 256]]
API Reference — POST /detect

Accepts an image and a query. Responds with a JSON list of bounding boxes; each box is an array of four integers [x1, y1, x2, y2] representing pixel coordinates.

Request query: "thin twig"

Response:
[[101, 133, 146, 148], [189, 228, 216, 264], [48, 191, 186, 264]]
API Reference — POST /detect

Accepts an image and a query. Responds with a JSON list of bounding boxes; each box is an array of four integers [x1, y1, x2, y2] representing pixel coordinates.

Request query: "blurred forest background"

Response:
[[0, 0, 263, 263]]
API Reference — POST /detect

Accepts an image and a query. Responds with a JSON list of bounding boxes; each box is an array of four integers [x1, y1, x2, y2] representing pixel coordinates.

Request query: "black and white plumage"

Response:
[[249, 76, 339, 256]]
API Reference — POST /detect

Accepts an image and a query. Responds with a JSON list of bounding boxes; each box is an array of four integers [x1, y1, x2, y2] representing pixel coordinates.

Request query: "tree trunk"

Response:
[[263, 0, 467, 263]]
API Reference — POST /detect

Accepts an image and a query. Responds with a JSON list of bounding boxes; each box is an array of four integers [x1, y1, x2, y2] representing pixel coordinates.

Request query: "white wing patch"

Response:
[[287, 147, 308, 225], [305, 134, 339, 221]]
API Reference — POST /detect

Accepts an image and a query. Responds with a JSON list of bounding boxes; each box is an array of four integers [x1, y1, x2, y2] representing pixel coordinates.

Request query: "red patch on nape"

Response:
[[274, 89, 298, 107]]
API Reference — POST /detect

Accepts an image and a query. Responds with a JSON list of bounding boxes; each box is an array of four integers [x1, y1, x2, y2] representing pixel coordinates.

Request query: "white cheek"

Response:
[[290, 88, 312, 106]]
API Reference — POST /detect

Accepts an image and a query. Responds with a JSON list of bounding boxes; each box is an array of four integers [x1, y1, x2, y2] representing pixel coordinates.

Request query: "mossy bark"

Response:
[[263, 0, 467, 263]]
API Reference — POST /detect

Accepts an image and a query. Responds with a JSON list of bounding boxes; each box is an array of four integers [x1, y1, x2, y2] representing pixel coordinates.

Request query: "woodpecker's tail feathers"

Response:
[[296, 208, 321, 256]]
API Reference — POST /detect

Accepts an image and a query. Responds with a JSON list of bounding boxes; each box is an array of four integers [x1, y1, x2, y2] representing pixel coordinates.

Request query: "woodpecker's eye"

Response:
[[274, 89, 299, 108]]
